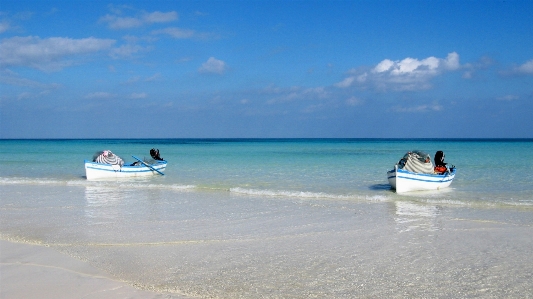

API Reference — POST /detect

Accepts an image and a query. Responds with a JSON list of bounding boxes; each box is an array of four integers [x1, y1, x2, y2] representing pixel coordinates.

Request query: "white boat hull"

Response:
[[387, 165, 456, 193], [85, 160, 167, 180]]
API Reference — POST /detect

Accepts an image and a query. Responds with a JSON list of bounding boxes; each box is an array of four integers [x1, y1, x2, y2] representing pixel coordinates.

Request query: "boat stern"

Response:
[[387, 165, 397, 190]]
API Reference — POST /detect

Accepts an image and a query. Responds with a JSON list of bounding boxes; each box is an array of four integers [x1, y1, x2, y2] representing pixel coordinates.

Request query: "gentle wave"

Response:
[[0, 177, 59, 185], [423, 196, 533, 207], [230, 187, 352, 199], [0, 177, 196, 191], [229, 187, 391, 202], [3, 177, 531, 207]]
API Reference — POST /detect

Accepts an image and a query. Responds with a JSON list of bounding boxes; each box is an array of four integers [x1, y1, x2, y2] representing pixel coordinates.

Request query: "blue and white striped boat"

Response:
[[387, 151, 456, 193], [85, 159, 167, 180], [85, 149, 167, 180]]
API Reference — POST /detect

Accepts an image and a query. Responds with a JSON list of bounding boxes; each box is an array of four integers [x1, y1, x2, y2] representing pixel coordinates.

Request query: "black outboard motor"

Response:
[[434, 151, 446, 167], [150, 148, 164, 161]]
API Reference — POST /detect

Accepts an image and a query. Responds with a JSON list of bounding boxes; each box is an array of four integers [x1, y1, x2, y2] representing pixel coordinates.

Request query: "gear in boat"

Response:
[[397, 150, 454, 174], [93, 148, 163, 166]]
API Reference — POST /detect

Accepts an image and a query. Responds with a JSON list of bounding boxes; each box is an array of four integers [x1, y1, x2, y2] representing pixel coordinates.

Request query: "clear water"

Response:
[[1, 139, 532, 298]]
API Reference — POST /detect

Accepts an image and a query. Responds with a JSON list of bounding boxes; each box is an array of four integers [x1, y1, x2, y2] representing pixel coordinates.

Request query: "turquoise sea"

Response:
[[1, 139, 533, 298]]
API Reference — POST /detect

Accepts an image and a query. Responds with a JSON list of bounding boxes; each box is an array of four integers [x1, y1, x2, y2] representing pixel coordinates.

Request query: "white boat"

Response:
[[85, 149, 167, 180], [387, 151, 456, 193]]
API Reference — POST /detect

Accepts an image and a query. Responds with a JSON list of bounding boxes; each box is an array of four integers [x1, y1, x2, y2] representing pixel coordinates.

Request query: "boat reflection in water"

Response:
[[84, 185, 127, 222], [393, 201, 442, 232]]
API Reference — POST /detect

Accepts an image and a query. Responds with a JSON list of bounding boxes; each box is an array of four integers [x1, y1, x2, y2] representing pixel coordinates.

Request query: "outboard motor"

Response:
[[434, 151, 446, 167], [150, 148, 164, 161]]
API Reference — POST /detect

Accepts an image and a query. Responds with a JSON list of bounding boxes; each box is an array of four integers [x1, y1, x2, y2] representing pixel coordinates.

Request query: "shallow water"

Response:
[[1, 139, 532, 298]]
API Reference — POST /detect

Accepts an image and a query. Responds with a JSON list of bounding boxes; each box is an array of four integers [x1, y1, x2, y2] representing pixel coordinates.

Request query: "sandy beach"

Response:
[[0, 240, 187, 299]]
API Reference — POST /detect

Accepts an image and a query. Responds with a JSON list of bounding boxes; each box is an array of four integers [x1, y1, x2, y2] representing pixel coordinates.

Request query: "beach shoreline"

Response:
[[0, 240, 189, 299]]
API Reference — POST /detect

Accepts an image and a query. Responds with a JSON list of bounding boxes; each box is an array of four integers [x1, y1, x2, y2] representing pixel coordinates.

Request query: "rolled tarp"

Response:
[[93, 150, 124, 166], [403, 151, 434, 174]]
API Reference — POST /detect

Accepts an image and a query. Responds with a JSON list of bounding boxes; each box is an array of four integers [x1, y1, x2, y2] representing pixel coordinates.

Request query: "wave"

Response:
[[0, 177, 60, 185], [0, 176, 196, 191], [229, 187, 391, 202], [230, 187, 342, 199], [2, 177, 531, 207]]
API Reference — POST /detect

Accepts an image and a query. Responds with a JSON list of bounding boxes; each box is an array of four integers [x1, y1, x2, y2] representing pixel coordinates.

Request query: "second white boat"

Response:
[[387, 150, 456, 193]]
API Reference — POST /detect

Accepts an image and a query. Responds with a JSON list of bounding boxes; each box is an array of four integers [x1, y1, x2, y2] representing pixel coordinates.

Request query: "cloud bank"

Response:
[[151, 27, 196, 39], [0, 36, 115, 71], [100, 10, 178, 29]]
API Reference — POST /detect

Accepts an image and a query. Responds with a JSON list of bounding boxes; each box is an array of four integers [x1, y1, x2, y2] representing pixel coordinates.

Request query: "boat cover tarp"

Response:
[[93, 150, 124, 166], [400, 151, 434, 174]]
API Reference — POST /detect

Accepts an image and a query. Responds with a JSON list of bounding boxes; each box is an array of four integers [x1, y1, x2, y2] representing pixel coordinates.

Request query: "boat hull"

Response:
[[387, 166, 456, 193], [85, 160, 167, 180]]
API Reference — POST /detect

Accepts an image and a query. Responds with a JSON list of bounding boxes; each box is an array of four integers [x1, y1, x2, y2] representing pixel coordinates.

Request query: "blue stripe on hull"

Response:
[[387, 167, 456, 193], [85, 165, 165, 173], [396, 175, 454, 184]]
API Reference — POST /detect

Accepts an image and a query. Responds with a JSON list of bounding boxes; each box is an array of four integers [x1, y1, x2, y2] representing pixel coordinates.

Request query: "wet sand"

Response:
[[0, 240, 188, 299]]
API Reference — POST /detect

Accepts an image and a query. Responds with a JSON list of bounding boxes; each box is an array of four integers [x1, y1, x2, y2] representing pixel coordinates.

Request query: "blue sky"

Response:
[[1, 0, 532, 138]]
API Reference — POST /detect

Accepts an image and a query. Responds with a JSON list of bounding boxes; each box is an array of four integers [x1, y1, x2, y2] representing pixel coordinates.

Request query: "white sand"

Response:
[[0, 240, 187, 299]]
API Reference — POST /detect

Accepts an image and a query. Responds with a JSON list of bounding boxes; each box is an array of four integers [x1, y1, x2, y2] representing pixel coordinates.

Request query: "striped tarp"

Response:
[[403, 152, 434, 174], [93, 150, 124, 166]]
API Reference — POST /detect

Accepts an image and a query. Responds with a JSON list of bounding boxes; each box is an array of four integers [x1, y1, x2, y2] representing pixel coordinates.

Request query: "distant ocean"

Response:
[[1, 139, 533, 298]]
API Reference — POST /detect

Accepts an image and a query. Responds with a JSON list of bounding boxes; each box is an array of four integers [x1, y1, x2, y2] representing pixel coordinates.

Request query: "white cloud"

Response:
[[85, 91, 147, 100], [0, 69, 60, 89], [346, 96, 363, 106], [461, 56, 492, 79], [121, 73, 161, 85], [199, 57, 227, 74], [130, 92, 147, 99], [0, 36, 115, 71], [514, 59, 533, 74], [17, 92, 34, 100], [499, 59, 533, 76], [85, 92, 114, 99], [443, 52, 460, 70], [392, 103, 443, 113], [302, 103, 325, 114], [14, 90, 51, 101], [462, 71, 473, 79], [122, 35, 157, 43], [100, 15, 142, 29], [109, 43, 150, 59], [265, 86, 330, 104], [143, 11, 178, 23], [334, 76, 355, 88], [497, 95, 519, 101], [123, 76, 141, 84], [151, 27, 196, 39], [373, 59, 395, 73], [0, 21, 10, 33], [100, 10, 178, 29], [336, 52, 461, 91], [177, 56, 193, 63], [145, 73, 162, 81]]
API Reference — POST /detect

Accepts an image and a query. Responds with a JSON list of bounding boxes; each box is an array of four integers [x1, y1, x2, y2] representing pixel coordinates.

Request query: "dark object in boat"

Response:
[[150, 148, 164, 161], [434, 151, 447, 167]]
